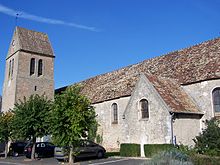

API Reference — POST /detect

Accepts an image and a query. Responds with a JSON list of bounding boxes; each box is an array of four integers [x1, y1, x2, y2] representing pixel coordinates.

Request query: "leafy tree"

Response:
[[11, 94, 52, 160], [193, 118, 220, 156], [50, 85, 97, 164], [0, 111, 13, 158]]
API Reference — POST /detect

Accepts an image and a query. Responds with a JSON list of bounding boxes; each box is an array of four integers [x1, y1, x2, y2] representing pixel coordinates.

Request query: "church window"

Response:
[[213, 88, 220, 113], [140, 99, 149, 119], [30, 58, 35, 75], [38, 59, 43, 76], [8, 60, 11, 78], [11, 59, 14, 78], [112, 103, 118, 124]]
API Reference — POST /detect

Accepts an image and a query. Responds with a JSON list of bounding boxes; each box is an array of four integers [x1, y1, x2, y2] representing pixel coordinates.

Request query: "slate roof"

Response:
[[57, 37, 220, 114], [7, 27, 54, 58]]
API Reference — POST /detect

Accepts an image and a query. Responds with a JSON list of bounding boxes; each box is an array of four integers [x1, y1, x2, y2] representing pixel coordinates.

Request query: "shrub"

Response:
[[120, 143, 140, 157], [190, 154, 220, 165], [147, 149, 193, 165], [106, 152, 120, 157], [193, 118, 220, 156], [144, 144, 174, 157]]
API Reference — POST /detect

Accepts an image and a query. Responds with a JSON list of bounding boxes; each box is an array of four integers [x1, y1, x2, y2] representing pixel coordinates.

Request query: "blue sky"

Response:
[[0, 0, 219, 95]]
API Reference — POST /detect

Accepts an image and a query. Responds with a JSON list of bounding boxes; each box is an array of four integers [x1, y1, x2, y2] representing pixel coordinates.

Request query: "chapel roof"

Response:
[[56, 37, 220, 114], [7, 27, 54, 58]]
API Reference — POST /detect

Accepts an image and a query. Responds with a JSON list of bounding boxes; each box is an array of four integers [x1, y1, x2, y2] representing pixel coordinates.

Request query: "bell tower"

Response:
[[2, 27, 55, 112]]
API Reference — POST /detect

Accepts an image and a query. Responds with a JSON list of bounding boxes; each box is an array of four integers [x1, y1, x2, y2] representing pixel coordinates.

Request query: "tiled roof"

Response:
[[8, 27, 54, 58], [146, 75, 200, 113], [57, 37, 220, 114]]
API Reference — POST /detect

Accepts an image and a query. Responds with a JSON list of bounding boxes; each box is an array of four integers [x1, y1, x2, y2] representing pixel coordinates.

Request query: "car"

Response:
[[8, 142, 27, 157], [54, 140, 106, 161], [24, 142, 55, 158]]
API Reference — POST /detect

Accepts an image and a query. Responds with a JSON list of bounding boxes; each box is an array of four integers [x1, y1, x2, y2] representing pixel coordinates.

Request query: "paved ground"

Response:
[[0, 156, 149, 165]]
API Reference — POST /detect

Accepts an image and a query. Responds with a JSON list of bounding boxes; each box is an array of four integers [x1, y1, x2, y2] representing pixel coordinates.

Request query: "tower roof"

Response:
[[7, 27, 54, 59]]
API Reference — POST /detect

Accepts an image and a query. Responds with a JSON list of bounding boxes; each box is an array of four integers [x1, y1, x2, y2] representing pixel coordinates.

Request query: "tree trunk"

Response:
[[68, 147, 75, 165], [31, 137, 36, 160], [4, 141, 8, 159]]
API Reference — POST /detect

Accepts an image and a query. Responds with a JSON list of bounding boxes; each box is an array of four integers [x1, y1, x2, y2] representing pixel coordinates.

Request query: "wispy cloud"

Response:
[[0, 4, 99, 32]]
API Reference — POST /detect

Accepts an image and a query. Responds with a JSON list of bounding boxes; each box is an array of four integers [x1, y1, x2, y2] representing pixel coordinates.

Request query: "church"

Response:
[[2, 27, 220, 154]]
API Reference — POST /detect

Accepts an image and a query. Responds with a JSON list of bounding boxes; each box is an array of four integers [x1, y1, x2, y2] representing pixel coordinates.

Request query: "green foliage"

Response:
[[0, 112, 13, 142], [193, 118, 220, 156], [106, 152, 120, 157], [190, 154, 220, 165], [144, 144, 174, 157], [50, 85, 97, 148], [120, 143, 140, 157], [96, 134, 103, 144], [11, 94, 52, 141], [147, 149, 193, 165], [87, 122, 98, 142]]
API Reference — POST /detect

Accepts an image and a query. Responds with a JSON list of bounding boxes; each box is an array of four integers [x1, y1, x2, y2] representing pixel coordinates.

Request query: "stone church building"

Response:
[[1, 27, 54, 113], [2, 27, 220, 154]]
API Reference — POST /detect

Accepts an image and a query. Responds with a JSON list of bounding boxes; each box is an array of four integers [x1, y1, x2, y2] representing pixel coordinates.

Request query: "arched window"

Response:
[[38, 59, 43, 76], [112, 103, 118, 124], [140, 99, 149, 119], [213, 88, 220, 113], [30, 58, 35, 75]]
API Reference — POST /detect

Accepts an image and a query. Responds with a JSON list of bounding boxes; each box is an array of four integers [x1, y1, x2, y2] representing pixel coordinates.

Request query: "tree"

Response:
[[11, 94, 52, 160], [193, 118, 220, 156], [0, 111, 13, 158], [50, 85, 97, 164]]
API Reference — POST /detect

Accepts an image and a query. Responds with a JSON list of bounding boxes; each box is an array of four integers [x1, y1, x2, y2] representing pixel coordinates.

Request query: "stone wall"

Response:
[[15, 51, 54, 102], [2, 51, 54, 112], [94, 96, 130, 151], [173, 114, 201, 146], [122, 74, 172, 146], [182, 79, 220, 129], [94, 74, 173, 152], [2, 52, 19, 112]]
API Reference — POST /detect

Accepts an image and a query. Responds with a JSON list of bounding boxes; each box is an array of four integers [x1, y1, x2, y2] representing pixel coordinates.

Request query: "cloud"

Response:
[[0, 4, 98, 32]]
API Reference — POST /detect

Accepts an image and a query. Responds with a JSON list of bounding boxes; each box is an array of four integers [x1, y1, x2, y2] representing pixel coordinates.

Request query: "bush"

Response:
[[147, 149, 193, 165], [193, 118, 220, 156], [144, 144, 174, 157], [190, 154, 220, 165], [106, 152, 120, 157], [120, 143, 140, 157]]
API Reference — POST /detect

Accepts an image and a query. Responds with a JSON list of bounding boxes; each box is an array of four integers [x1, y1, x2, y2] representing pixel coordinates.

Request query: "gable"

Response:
[[146, 74, 201, 113]]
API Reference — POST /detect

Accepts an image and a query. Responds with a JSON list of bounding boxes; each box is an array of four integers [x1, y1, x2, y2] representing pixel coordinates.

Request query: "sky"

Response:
[[0, 0, 220, 95]]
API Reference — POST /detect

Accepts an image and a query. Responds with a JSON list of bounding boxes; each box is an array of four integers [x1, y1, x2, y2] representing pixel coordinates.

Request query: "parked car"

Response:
[[8, 142, 27, 157], [54, 140, 106, 161], [24, 142, 55, 158]]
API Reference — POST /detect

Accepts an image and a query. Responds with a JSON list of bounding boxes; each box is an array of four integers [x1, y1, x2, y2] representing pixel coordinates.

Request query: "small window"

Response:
[[213, 88, 220, 113], [11, 59, 14, 78], [30, 58, 35, 75], [8, 60, 11, 78], [112, 103, 118, 124], [140, 99, 149, 119], [38, 59, 43, 76]]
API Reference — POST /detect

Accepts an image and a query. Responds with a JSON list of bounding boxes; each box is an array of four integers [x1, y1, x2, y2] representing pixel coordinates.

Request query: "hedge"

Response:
[[120, 143, 140, 157], [144, 144, 174, 157]]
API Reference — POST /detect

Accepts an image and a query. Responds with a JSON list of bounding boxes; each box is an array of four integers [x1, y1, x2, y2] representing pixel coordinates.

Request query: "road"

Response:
[[0, 157, 149, 165]]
